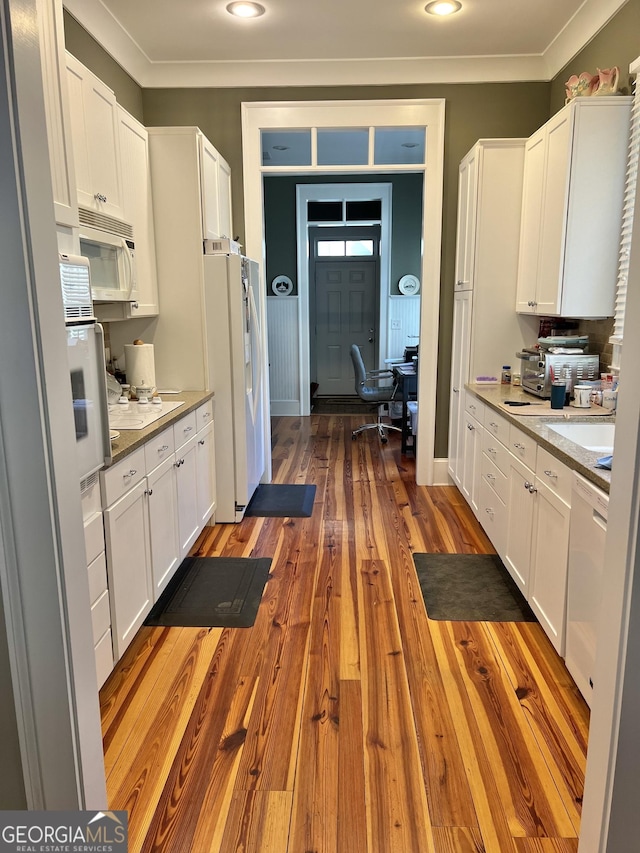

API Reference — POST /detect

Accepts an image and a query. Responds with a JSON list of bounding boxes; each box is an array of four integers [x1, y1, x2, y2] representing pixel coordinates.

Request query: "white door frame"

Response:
[[298, 182, 392, 401], [242, 99, 446, 485]]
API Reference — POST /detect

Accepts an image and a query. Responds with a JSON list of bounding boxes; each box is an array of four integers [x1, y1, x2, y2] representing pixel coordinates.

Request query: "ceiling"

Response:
[[63, 0, 630, 88]]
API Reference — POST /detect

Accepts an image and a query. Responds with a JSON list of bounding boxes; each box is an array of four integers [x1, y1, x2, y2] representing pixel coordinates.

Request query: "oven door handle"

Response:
[[95, 323, 113, 467]]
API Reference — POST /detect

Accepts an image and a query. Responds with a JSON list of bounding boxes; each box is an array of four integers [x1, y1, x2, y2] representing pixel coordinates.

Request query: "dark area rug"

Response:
[[413, 553, 536, 622], [145, 556, 272, 628], [245, 483, 316, 517]]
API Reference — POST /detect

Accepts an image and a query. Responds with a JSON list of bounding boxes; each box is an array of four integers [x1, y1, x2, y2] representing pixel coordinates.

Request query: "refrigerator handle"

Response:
[[95, 323, 113, 467], [248, 285, 263, 424]]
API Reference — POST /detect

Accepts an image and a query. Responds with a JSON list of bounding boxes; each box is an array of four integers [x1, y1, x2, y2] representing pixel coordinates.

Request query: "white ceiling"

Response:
[[63, 0, 630, 88]]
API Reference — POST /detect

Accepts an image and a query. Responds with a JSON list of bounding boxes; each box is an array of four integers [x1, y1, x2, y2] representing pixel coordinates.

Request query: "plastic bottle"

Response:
[[501, 365, 511, 385]]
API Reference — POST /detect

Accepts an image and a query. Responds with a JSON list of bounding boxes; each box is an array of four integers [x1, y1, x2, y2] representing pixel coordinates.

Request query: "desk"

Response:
[[392, 364, 417, 454]]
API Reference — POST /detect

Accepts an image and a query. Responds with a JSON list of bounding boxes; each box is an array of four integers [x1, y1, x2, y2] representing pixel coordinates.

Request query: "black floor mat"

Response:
[[413, 553, 536, 622], [145, 556, 272, 628], [245, 484, 316, 517]]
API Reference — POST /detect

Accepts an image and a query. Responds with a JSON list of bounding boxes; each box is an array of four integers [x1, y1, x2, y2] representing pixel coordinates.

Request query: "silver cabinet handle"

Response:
[[183, 426, 193, 434], [158, 444, 169, 453], [199, 439, 205, 445], [202, 411, 211, 419], [543, 469, 558, 479], [469, 404, 476, 412], [174, 460, 182, 468], [485, 507, 494, 518], [467, 423, 474, 431], [124, 468, 137, 480], [528, 484, 537, 494], [487, 447, 497, 455], [513, 442, 525, 450], [94, 193, 107, 203], [453, 387, 459, 393], [145, 488, 153, 496], [524, 481, 531, 490], [489, 421, 498, 429], [486, 473, 495, 482]]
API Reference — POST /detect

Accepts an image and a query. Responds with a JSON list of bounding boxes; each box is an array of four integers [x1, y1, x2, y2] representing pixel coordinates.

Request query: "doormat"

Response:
[[312, 396, 372, 414], [245, 484, 316, 517], [413, 553, 536, 622], [144, 556, 272, 628]]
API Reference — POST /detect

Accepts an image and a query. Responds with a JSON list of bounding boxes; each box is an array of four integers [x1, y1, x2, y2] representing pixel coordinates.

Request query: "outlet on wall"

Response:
[[391, 319, 401, 330]]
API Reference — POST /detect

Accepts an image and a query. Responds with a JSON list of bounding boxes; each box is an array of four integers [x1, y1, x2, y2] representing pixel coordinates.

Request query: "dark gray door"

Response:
[[315, 259, 377, 395]]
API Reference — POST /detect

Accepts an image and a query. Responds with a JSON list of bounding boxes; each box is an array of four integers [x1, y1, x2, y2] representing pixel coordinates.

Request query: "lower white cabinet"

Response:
[[103, 478, 153, 661], [461, 409, 483, 519], [196, 420, 216, 526], [147, 454, 180, 599], [504, 452, 536, 597], [175, 432, 200, 558]]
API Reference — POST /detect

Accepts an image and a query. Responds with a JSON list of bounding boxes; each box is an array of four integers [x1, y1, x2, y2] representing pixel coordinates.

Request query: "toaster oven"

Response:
[[517, 350, 600, 398]]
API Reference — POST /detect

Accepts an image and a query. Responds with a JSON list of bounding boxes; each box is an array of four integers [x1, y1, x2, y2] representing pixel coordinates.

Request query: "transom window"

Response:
[[316, 239, 376, 257]]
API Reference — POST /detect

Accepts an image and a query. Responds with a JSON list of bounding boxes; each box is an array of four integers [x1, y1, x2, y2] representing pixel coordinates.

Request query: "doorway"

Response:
[[310, 225, 380, 397]]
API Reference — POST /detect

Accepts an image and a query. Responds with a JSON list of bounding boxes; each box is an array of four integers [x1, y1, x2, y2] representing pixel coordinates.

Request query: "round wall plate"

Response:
[[271, 275, 293, 296], [398, 274, 420, 295]]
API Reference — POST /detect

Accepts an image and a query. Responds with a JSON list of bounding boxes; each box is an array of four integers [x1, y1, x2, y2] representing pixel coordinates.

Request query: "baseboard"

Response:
[[433, 458, 454, 486], [270, 401, 301, 416]]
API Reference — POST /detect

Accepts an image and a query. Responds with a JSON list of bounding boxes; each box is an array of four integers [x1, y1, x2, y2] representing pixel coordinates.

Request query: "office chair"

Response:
[[350, 344, 403, 444]]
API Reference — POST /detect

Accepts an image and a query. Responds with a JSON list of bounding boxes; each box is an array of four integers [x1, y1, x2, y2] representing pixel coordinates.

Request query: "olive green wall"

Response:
[[143, 83, 550, 456], [263, 173, 423, 298], [550, 0, 639, 112], [63, 11, 144, 122]]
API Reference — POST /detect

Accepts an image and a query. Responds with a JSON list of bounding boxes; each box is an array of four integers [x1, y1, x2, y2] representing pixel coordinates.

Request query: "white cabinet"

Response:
[[196, 420, 217, 526], [447, 289, 472, 487], [461, 409, 483, 519], [147, 454, 180, 599], [199, 136, 233, 240], [37, 0, 78, 228], [82, 474, 112, 687], [454, 147, 477, 291], [504, 453, 536, 596], [478, 410, 511, 557], [116, 107, 159, 318], [65, 51, 124, 220], [175, 433, 200, 559], [103, 478, 153, 661], [516, 97, 632, 317]]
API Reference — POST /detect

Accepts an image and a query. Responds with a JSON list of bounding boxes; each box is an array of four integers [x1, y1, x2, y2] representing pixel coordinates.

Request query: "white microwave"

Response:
[[78, 209, 137, 303]]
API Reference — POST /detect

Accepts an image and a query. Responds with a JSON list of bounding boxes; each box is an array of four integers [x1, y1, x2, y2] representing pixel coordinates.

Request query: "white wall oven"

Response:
[[60, 254, 112, 478]]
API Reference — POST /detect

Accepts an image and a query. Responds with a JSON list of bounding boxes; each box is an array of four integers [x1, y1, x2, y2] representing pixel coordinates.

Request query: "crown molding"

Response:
[[63, 0, 630, 89]]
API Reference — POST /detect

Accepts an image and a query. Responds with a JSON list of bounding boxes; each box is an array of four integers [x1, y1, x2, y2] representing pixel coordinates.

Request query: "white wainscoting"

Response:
[[267, 296, 300, 415], [387, 295, 420, 360]]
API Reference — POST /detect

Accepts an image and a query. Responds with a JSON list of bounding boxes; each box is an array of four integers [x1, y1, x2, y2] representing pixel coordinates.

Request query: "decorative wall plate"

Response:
[[271, 275, 293, 296], [398, 274, 420, 295]]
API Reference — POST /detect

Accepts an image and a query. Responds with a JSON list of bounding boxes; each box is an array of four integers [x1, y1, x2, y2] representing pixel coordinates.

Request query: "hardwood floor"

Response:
[[100, 415, 589, 852]]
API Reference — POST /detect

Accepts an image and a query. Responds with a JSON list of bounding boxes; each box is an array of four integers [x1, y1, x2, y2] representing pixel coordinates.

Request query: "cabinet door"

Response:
[[529, 479, 570, 655], [196, 421, 216, 526], [66, 52, 123, 219], [103, 480, 153, 660], [37, 0, 78, 228], [147, 455, 180, 599], [199, 135, 221, 240], [536, 110, 572, 315], [218, 154, 233, 240], [454, 149, 477, 290], [176, 434, 200, 558], [118, 107, 159, 318], [462, 415, 483, 519], [447, 290, 472, 486], [516, 130, 546, 313], [504, 454, 535, 595]]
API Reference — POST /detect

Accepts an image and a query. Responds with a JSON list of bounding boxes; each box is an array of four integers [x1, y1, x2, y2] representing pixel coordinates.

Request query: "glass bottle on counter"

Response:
[[501, 365, 512, 385]]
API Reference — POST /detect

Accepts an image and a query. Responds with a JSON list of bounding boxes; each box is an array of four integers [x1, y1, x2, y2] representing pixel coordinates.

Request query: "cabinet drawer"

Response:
[[509, 425, 537, 470], [481, 452, 509, 505], [465, 394, 485, 425], [94, 628, 113, 689], [83, 511, 104, 566], [482, 429, 510, 476], [174, 411, 197, 449], [479, 478, 507, 557], [87, 550, 107, 607], [91, 588, 111, 646], [536, 446, 572, 505], [101, 446, 146, 507], [196, 399, 214, 432], [144, 426, 175, 473], [484, 409, 510, 447]]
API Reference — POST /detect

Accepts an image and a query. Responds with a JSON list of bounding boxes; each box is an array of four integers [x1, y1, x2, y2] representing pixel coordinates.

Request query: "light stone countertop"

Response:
[[108, 390, 214, 465], [466, 383, 614, 493]]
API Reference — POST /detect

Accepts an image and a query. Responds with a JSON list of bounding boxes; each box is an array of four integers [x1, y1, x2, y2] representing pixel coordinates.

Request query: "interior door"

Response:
[[315, 258, 378, 395]]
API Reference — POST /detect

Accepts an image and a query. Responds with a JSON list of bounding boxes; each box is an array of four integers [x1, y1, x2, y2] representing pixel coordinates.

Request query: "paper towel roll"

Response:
[[124, 343, 156, 393]]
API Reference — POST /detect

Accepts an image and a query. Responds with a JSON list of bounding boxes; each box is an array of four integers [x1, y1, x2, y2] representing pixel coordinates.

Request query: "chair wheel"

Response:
[[381, 437, 388, 444], [351, 434, 356, 440]]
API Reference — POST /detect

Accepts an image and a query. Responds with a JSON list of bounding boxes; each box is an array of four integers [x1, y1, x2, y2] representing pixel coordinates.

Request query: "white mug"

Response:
[[572, 385, 591, 408]]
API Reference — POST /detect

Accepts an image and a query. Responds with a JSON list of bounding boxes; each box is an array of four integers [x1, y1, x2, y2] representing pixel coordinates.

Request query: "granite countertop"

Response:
[[108, 390, 214, 465], [466, 383, 614, 493]]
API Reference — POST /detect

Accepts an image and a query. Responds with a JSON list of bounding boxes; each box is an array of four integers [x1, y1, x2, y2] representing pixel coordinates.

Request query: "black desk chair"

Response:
[[350, 344, 402, 444]]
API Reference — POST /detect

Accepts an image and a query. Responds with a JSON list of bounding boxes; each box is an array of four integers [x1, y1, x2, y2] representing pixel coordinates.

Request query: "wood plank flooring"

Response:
[[100, 415, 590, 852]]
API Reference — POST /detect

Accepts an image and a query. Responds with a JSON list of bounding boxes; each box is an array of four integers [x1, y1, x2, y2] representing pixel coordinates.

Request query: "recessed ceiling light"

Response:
[[402, 142, 419, 148], [425, 1, 462, 15], [272, 145, 290, 151], [226, 2, 265, 18]]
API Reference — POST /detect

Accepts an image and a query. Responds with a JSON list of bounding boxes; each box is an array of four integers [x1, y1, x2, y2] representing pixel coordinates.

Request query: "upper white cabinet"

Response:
[[37, 0, 78, 228], [116, 106, 159, 318], [453, 147, 477, 291], [65, 51, 124, 220], [516, 97, 632, 318], [199, 136, 232, 241]]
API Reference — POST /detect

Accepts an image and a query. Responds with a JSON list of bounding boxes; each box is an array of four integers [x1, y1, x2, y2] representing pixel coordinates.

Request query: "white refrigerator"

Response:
[[204, 253, 266, 522]]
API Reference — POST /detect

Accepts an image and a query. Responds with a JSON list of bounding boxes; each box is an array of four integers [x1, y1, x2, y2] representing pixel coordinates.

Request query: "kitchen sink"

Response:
[[546, 422, 615, 454]]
